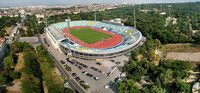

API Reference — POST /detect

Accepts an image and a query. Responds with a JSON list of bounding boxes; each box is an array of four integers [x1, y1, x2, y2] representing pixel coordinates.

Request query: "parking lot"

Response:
[[65, 56, 128, 93], [41, 34, 129, 93]]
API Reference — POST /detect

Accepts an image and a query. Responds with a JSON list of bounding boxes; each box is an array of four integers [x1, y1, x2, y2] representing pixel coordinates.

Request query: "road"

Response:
[[40, 34, 87, 93], [8, 16, 25, 43], [48, 52, 87, 93]]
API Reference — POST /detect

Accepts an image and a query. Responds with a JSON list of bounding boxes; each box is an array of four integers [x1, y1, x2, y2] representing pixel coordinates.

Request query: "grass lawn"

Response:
[[69, 28, 112, 44]]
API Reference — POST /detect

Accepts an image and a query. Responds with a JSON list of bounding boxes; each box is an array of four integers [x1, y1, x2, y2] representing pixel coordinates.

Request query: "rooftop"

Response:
[[0, 38, 5, 45], [0, 38, 5, 50]]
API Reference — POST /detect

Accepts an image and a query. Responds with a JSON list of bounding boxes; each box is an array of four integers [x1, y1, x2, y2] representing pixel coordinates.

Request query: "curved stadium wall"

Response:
[[45, 20, 144, 60]]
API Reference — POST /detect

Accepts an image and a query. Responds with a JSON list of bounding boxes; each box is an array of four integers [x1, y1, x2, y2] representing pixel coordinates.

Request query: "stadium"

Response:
[[45, 20, 144, 59]]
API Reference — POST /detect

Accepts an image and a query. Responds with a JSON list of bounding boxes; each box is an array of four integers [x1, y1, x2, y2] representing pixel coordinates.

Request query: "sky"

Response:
[[0, 0, 199, 7]]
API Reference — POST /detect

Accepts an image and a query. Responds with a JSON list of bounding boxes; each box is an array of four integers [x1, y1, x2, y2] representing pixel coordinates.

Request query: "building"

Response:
[[192, 81, 200, 93], [19, 37, 40, 48], [0, 38, 8, 62], [45, 20, 144, 60]]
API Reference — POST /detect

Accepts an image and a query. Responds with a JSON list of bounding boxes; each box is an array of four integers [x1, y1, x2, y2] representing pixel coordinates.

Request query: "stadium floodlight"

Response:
[[94, 12, 97, 21], [45, 15, 48, 27], [67, 16, 70, 28], [133, 2, 136, 28]]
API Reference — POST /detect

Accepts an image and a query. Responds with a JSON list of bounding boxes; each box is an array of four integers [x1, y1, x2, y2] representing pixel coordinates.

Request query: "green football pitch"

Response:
[[69, 28, 112, 44]]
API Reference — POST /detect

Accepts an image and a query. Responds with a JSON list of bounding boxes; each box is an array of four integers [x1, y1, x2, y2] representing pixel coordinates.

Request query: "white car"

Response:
[[94, 76, 99, 80], [104, 85, 110, 89]]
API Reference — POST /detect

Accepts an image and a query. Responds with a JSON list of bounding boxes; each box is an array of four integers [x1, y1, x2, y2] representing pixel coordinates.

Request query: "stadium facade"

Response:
[[45, 20, 145, 60]]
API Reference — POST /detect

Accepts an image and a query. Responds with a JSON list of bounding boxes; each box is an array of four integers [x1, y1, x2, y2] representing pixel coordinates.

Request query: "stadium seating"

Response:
[[53, 20, 142, 53]]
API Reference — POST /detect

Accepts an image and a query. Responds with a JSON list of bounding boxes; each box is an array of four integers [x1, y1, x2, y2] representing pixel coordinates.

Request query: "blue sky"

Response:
[[0, 0, 199, 6]]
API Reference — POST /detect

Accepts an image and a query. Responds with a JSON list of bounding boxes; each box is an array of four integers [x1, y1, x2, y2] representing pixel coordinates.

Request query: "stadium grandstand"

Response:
[[45, 20, 145, 60]]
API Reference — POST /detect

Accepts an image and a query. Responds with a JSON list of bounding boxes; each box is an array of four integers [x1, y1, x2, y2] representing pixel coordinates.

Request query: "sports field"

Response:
[[69, 28, 112, 44]]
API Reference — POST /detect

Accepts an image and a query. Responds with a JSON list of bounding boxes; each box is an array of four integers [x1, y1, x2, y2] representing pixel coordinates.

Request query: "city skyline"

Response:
[[0, 0, 199, 7]]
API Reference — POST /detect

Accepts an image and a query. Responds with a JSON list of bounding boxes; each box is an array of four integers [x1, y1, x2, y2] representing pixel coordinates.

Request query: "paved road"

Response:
[[40, 34, 87, 93], [166, 52, 200, 62], [48, 52, 87, 93]]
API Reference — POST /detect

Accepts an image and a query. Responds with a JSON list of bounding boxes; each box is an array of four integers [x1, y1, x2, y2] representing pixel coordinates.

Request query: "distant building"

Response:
[[36, 14, 44, 19], [160, 12, 166, 15], [103, 18, 124, 26], [110, 18, 123, 24], [0, 38, 8, 62], [193, 30, 200, 34], [65, 19, 71, 22], [165, 17, 177, 26], [192, 81, 200, 93], [19, 37, 40, 48]]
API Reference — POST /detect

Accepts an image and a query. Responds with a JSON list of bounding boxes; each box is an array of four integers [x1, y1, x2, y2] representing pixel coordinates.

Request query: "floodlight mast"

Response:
[[94, 12, 97, 21], [45, 15, 48, 27], [133, 3, 136, 28], [160, 0, 163, 12], [67, 15, 72, 58], [67, 16, 70, 28]]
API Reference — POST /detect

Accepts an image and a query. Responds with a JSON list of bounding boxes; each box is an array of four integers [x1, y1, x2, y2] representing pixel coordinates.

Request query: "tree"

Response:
[[10, 71, 21, 79], [9, 42, 20, 54], [124, 60, 147, 81], [175, 82, 191, 93], [193, 32, 200, 43], [169, 81, 191, 93], [159, 69, 173, 84], [143, 84, 166, 93], [3, 55, 14, 69], [117, 79, 139, 93], [0, 86, 7, 93], [21, 74, 41, 93], [64, 88, 74, 93], [0, 75, 6, 85], [148, 50, 159, 62]]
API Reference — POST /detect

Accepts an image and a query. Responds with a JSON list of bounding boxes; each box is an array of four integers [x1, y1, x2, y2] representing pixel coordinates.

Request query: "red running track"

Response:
[[62, 26, 123, 48]]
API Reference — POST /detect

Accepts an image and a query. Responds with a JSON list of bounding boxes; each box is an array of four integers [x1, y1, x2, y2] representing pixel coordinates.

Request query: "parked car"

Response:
[[82, 71, 88, 74], [86, 73, 93, 77], [79, 80, 85, 84], [116, 62, 121, 65], [91, 67, 98, 71], [96, 62, 102, 66], [94, 76, 99, 80], [60, 60, 65, 64], [78, 66, 83, 70], [71, 73, 77, 77], [110, 60, 115, 62], [104, 85, 110, 89], [98, 70, 105, 74], [75, 77, 80, 81], [68, 60, 75, 65]]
